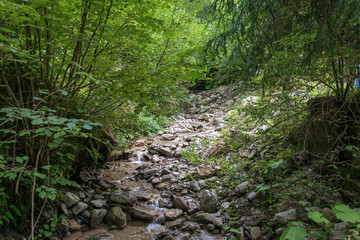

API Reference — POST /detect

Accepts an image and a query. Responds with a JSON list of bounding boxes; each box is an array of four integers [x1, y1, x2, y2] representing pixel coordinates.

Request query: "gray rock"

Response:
[[144, 168, 160, 179], [81, 210, 90, 219], [188, 212, 223, 227], [162, 134, 176, 140], [158, 198, 173, 208], [161, 190, 172, 198], [207, 224, 216, 232], [200, 190, 218, 213], [189, 180, 201, 192], [174, 147, 182, 157], [164, 209, 183, 220], [67, 219, 81, 230], [173, 196, 188, 211], [90, 199, 107, 208], [305, 207, 321, 212], [129, 206, 160, 221], [274, 209, 297, 224], [162, 174, 173, 181], [198, 166, 215, 179], [152, 177, 162, 184], [334, 222, 349, 231], [247, 191, 257, 201], [187, 201, 200, 214], [63, 192, 80, 208], [322, 208, 336, 222], [104, 207, 126, 229], [90, 209, 107, 229], [60, 203, 70, 217], [72, 202, 89, 215], [251, 227, 262, 240], [153, 146, 172, 157], [166, 218, 184, 229], [110, 191, 137, 205], [330, 230, 346, 240], [235, 181, 249, 194]]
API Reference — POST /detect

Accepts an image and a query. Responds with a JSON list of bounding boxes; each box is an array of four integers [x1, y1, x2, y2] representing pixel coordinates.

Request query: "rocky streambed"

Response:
[[60, 92, 232, 240]]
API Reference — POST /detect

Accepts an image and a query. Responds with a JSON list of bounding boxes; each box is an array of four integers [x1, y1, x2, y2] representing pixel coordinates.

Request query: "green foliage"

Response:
[[307, 211, 330, 225], [332, 204, 360, 223], [204, 0, 360, 97], [282, 205, 360, 239], [280, 222, 307, 240]]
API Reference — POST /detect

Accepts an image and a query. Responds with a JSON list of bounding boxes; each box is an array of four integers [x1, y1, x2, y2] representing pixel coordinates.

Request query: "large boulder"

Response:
[[200, 190, 218, 213], [90, 209, 107, 229], [103, 207, 126, 229], [110, 191, 137, 205], [63, 192, 80, 208], [274, 209, 297, 224]]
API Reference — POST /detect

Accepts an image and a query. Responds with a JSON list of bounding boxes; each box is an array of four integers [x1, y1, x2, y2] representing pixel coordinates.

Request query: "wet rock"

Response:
[[198, 166, 215, 179], [164, 209, 184, 220], [90, 199, 106, 208], [200, 190, 218, 213], [152, 146, 172, 157], [247, 191, 257, 201], [209, 143, 224, 155], [72, 202, 89, 216], [67, 219, 81, 230], [158, 198, 173, 208], [161, 190, 172, 198], [110, 191, 137, 205], [143, 168, 160, 179], [135, 191, 152, 201], [90, 209, 107, 229], [274, 209, 297, 224], [162, 134, 176, 140], [173, 196, 188, 211], [104, 207, 126, 229], [64, 192, 80, 208], [151, 155, 161, 163], [166, 218, 184, 229], [129, 206, 159, 221], [251, 227, 262, 240], [189, 180, 201, 192], [188, 212, 223, 227], [235, 181, 250, 194]]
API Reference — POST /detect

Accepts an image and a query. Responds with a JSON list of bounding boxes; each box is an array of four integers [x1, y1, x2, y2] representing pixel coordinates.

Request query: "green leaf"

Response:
[[280, 225, 307, 240], [332, 204, 360, 223], [308, 211, 330, 224], [31, 118, 44, 125], [66, 122, 76, 128], [39, 191, 47, 199], [60, 90, 68, 96], [82, 124, 93, 130], [34, 172, 46, 179], [42, 165, 52, 170]]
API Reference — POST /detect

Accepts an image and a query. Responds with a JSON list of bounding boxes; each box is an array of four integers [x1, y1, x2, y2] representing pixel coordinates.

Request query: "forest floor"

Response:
[[59, 87, 359, 240]]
